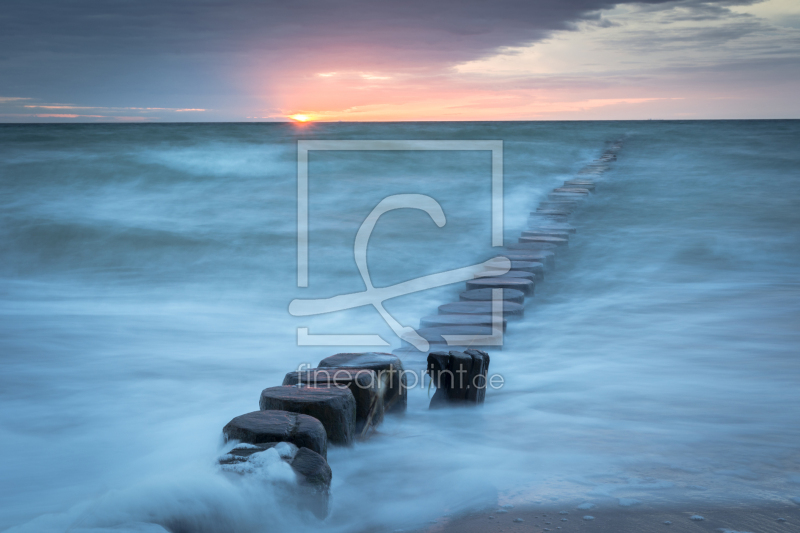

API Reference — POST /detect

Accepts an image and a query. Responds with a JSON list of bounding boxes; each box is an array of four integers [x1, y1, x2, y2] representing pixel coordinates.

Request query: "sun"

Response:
[[289, 114, 312, 122]]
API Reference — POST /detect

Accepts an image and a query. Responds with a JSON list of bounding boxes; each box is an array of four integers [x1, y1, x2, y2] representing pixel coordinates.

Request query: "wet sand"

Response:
[[416, 502, 800, 533]]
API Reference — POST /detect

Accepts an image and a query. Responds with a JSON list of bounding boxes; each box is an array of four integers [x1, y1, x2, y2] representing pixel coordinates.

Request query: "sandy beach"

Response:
[[418, 501, 800, 533]]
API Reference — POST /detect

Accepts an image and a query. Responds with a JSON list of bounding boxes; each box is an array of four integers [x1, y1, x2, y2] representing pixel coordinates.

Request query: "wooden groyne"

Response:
[[391, 138, 623, 361], [216, 138, 624, 517]]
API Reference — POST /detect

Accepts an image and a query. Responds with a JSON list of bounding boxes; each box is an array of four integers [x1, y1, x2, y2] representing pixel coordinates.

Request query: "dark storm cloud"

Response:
[[1, 1, 678, 80], [2, 0, 655, 57]]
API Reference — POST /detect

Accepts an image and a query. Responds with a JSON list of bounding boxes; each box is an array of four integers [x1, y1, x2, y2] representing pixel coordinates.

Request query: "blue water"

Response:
[[1, 121, 799, 532]]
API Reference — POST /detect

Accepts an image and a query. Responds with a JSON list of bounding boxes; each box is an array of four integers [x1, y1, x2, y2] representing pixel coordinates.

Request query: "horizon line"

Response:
[[2, 118, 800, 125]]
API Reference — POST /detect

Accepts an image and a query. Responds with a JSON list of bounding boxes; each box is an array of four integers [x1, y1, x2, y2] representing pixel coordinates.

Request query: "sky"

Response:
[[0, 0, 798, 122]]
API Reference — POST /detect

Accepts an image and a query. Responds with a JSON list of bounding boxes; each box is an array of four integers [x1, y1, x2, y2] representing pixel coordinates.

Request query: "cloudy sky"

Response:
[[1, 0, 798, 121]]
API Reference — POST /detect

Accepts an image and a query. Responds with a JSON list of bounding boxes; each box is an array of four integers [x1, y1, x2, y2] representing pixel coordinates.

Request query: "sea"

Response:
[[1, 121, 799, 532]]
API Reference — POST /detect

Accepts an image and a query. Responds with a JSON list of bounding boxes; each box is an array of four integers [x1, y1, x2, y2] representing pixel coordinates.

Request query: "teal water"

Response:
[[1, 121, 799, 532]]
